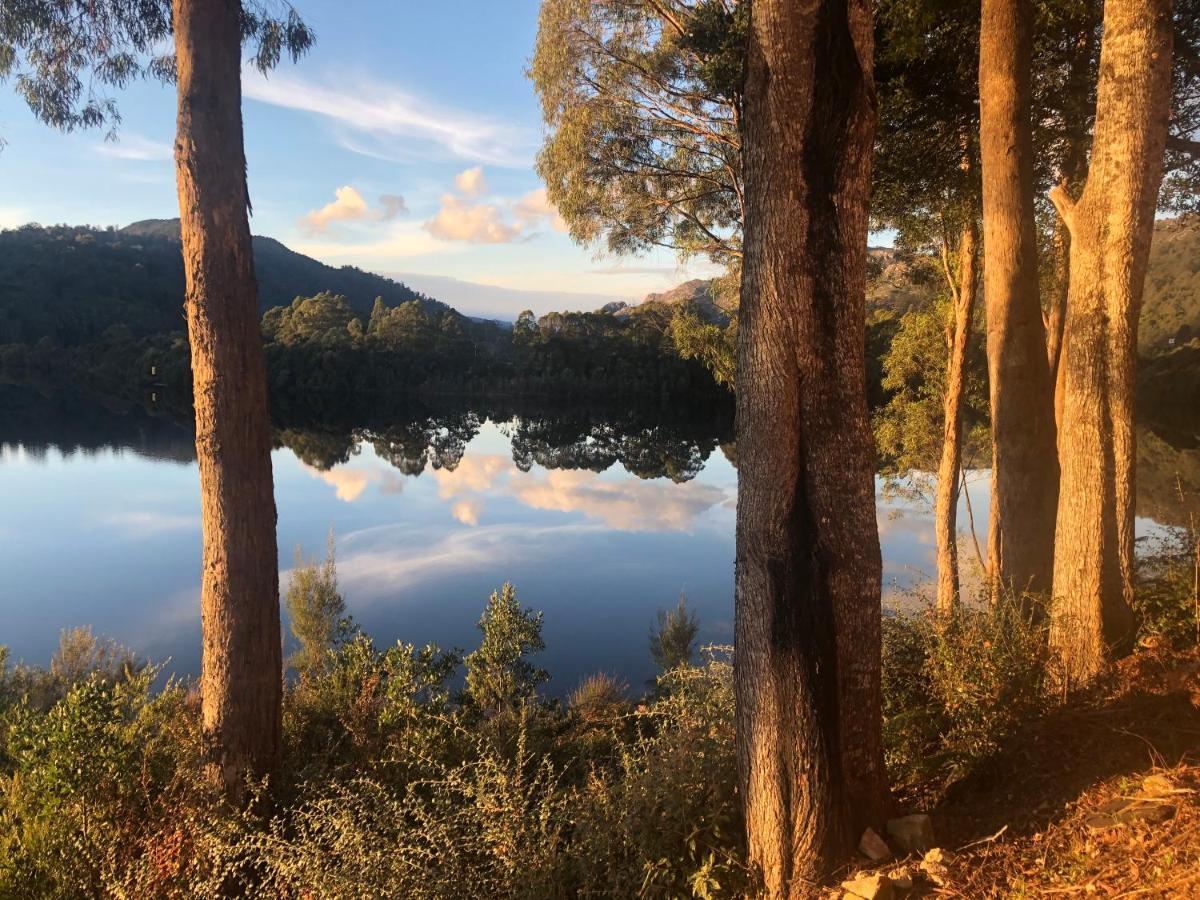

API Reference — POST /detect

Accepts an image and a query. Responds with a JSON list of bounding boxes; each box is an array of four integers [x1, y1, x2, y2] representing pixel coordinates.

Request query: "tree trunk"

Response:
[[935, 220, 979, 617], [735, 0, 882, 890], [172, 0, 283, 800], [1048, 0, 1173, 685], [979, 0, 1060, 601]]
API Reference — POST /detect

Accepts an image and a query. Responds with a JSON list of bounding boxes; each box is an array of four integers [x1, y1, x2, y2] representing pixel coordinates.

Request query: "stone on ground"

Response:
[[840, 872, 894, 900], [858, 827, 892, 862], [886, 813, 935, 853]]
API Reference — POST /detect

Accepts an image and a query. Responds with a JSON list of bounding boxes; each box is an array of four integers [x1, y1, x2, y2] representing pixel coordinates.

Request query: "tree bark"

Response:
[[1049, 0, 1173, 685], [735, 0, 882, 891], [172, 0, 283, 800], [979, 0, 1060, 601], [935, 219, 979, 617]]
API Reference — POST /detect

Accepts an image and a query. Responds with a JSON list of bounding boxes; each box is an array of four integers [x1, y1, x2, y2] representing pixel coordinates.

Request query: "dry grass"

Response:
[[835, 648, 1200, 898]]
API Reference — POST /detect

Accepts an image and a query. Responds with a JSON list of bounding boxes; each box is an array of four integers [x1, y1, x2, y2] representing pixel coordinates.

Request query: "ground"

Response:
[[834, 647, 1200, 898]]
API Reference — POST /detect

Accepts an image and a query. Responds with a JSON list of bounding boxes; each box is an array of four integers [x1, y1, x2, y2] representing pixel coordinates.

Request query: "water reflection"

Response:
[[1, 381, 1195, 691]]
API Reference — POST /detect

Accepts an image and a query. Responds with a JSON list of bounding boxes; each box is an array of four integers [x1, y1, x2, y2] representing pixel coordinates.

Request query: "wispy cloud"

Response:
[[100, 510, 198, 536], [95, 133, 173, 162], [301, 185, 407, 234], [242, 70, 534, 167]]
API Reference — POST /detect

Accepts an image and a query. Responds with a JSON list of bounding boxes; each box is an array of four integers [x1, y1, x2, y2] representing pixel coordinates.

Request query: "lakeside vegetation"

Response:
[[1, 534, 1196, 897], [1, 0, 1199, 894]]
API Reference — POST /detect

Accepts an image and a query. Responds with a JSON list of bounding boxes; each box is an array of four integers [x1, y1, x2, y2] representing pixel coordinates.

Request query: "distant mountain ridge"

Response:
[[0, 219, 449, 346]]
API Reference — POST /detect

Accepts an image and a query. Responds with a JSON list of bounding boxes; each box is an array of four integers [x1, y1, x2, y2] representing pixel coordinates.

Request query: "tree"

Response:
[[285, 532, 348, 682], [735, 0, 882, 888], [0, 1, 309, 135], [531, 0, 746, 266], [873, 0, 984, 614], [1047, 0, 1175, 684], [171, 0, 311, 800], [978, 0, 1060, 602], [464, 583, 548, 713], [649, 592, 700, 671]]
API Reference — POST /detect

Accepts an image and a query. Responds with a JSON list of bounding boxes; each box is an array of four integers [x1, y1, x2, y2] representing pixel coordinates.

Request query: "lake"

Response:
[[1, 384, 1195, 692]]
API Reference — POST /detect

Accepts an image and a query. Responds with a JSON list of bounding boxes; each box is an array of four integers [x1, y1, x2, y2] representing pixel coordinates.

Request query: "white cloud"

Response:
[[425, 193, 523, 244], [301, 186, 407, 233], [455, 166, 489, 197], [451, 499, 484, 526], [513, 187, 570, 233], [96, 133, 173, 162], [242, 69, 533, 167], [300, 461, 404, 502]]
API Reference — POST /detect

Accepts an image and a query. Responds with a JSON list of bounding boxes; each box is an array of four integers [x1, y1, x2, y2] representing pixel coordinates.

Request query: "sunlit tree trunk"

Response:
[[1049, 0, 1173, 684], [979, 0, 1059, 601], [735, 0, 882, 890], [172, 0, 282, 800], [936, 219, 979, 617]]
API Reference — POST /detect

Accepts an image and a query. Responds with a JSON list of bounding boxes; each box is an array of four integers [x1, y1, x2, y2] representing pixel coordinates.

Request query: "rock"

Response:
[[858, 827, 892, 862], [919, 848, 953, 886], [886, 814, 935, 853], [841, 872, 894, 900], [1086, 798, 1177, 830], [890, 867, 914, 890], [1142, 774, 1175, 797]]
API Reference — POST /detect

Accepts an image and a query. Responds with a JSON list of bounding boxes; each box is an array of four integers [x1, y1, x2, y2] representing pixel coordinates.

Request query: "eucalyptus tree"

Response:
[[736, 0, 881, 889], [530, 0, 746, 266], [874, 0, 983, 614], [2, 0, 313, 799], [978, 0, 1060, 603], [1048, 0, 1176, 684]]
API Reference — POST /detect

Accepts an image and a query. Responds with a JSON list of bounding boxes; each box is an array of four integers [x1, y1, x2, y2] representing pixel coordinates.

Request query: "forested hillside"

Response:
[[0, 220, 439, 345]]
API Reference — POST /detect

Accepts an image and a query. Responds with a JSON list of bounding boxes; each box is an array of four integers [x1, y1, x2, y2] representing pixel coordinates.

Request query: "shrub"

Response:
[[882, 602, 1051, 788], [1134, 526, 1199, 648], [464, 583, 548, 713], [648, 592, 700, 672], [285, 531, 351, 681]]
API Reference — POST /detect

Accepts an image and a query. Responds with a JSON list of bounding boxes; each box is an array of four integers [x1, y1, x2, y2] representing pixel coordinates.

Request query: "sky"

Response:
[[0, 0, 723, 318]]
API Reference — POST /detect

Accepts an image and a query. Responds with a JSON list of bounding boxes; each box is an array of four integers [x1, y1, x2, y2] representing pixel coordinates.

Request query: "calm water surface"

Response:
[[2, 386, 1194, 691]]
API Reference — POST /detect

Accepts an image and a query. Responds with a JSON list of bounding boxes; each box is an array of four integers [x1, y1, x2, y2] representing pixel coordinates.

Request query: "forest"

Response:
[[1, 0, 1199, 898]]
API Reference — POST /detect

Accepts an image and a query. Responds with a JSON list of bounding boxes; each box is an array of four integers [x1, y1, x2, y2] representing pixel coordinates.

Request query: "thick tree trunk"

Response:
[[172, 0, 283, 800], [1049, 0, 1173, 685], [979, 0, 1060, 601], [735, 0, 882, 891], [935, 220, 979, 617]]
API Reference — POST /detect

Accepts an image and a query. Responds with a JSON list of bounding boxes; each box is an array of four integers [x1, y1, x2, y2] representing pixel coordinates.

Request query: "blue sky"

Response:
[[0, 0, 720, 317]]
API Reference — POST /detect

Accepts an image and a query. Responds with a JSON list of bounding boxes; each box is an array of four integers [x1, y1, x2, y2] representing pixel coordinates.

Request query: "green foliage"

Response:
[[0, 666, 215, 898], [465, 583, 548, 713], [1134, 527, 1200, 648], [874, 295, 988, 474], [670, 307, 737, 391], [285, 532, 350, 682], [0, 1, 312, 134], [649, 593, 701, 672], [881, 603, 1051, 789], [531, 0, 743, 264]]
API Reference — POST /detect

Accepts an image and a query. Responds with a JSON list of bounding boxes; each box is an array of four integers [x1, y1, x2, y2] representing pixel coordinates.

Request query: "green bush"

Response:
[[1134, 527, 1199, 648], [882, 601, 1051, 789]]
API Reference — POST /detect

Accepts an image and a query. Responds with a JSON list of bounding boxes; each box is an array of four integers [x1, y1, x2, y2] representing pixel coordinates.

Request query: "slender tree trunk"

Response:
[[979, 0, 1060, 601], [735, 0, 882, 891], [1049, 0, 1173, 684], [935, 220, 979, 617], [173, 0, 283, 800]]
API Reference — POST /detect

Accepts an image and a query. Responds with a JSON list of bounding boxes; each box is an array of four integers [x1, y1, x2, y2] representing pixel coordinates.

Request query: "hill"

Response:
[[0, 220, 448, 346], [1140, 214, 1200, 355]]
